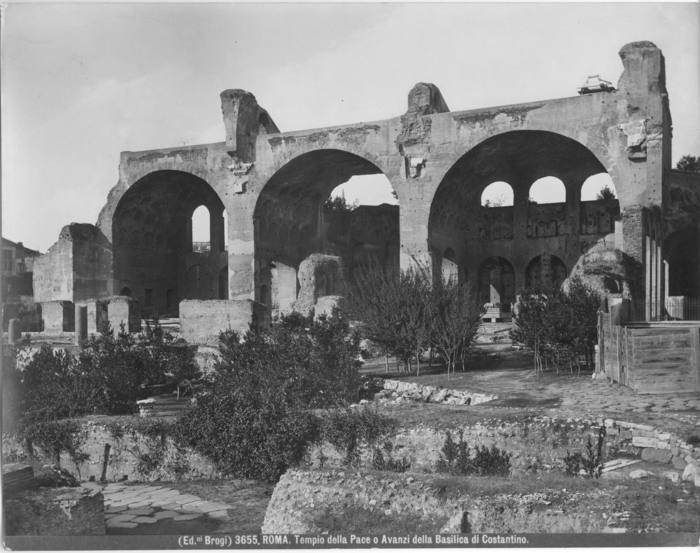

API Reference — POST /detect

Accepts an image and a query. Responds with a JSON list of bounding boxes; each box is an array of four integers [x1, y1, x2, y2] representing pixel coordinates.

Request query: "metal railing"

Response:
[[629, 298, 700, 322]]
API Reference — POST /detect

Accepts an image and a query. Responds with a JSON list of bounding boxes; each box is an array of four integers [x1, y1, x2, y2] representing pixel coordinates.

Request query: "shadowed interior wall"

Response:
[[112, 170, 227, 316]]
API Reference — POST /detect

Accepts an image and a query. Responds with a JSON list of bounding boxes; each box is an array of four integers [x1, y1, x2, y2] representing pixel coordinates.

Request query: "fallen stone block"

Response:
[[2, 464, 38, 495], [629, 469, 654, 479], [671, 456, 687, 470], [662, 471, 680, 483], [641, 448, 671, 463], [682, 463, 698, 482], [632, 436, 657, 448]]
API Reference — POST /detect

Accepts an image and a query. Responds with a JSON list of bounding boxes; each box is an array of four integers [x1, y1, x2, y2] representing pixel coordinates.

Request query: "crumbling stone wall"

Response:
[[323, 204, 400, 283], [262, 468, 612, 534], [179, 299, 266, 344], [291, 254, 347, 317], [31, 41, 695, 342]]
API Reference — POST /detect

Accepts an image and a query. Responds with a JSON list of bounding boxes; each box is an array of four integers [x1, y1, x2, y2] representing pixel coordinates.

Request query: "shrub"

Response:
[[8, 321, 196, 430], [321, 407, 398, 466], [436, 431, 511, 476], [371, 441, 411, 473], [17, 296, 43, 332], [511, 276, 601, 375], [138, 320, 202, 395], [173, 390, 320, 482], [21, 419, 89, 472], [173, 311, 362, 482], [563, 428, 606, 478], [349, 262, 484, 375]]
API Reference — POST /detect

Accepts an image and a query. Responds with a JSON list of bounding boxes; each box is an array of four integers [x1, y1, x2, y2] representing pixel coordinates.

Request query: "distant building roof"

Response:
[[2, 237, 41, 257], [577, 75, 615, 95]]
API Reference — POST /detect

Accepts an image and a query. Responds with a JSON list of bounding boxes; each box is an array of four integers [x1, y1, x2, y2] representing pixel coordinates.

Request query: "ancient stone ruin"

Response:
[[32, 41, 700, 342]]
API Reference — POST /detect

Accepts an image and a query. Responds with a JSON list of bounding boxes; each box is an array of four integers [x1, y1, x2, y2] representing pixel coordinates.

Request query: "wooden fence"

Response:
[[598, 299, 700, 394]]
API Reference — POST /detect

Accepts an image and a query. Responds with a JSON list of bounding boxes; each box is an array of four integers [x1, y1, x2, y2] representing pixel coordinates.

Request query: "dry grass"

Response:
[[314, 504, 448, 535]]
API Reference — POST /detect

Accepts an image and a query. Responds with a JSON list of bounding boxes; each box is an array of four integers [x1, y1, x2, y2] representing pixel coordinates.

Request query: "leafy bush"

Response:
[[321, 407, 398, 466], [349, 262, 483, 374], [21, 419, 89, 471], [8, 321, 200, 428], [563, 428, 606, 477], [371, 441, 411, 473], [436, 431, 511, 476], [173, 390, 320, 482], [510, 276, 601, 376], [17, 296, 43, 332], [173, 310, 363, 482]]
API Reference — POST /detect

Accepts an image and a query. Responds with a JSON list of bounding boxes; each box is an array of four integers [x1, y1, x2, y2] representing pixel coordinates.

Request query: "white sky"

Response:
[[2, 3, 699, 250]]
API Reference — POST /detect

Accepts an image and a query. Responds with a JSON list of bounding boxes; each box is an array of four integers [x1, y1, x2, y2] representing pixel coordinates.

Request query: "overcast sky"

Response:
[[2, 2, 699, 251]]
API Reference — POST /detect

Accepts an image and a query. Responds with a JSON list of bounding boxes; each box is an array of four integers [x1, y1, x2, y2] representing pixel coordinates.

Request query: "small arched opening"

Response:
[[481, 181, 514, 207], [120, 287, 132, 297], [527, 177, 567, 238], [192, 205, 211, 252], [580, 173, 620, 236]]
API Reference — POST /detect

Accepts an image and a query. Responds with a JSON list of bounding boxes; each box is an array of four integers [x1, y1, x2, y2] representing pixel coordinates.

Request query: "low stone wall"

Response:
[[380, 379, 497, 405], [312, 414, 700, 480], [179, 299, 266, 345], [2, 419, 219, 483], [262, 468, 613, 534]]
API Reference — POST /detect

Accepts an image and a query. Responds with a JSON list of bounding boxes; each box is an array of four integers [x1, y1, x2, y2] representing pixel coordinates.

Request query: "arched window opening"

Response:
[[581, 173, 617, 201], [480, 182, 514, 207], [324, 174, 398, 211], [527, 177, 567, 238], [222, 209, 229, 252], [528, 177, 566, 204], [120, 287, 132, 297], [192, 205, 211, 252], [580, 174, 619, 235]]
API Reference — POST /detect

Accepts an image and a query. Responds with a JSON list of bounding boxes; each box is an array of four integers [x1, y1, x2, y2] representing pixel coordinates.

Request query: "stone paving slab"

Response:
[[109, 522, 138, 529], [153, 511, 180, 519], [172, 494, 201, 504], [198, 502, 231, 513], [132, 516, 158, 524], [109, 514, 137, 523], [148, 489, 181, 499], [123, 508, 154, 516], [174, 513, 203, 521], [102, 483, 231, 532]]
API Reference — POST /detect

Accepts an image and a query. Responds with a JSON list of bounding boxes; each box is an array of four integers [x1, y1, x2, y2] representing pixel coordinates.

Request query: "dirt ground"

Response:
[[361, 342, 700, 435]]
